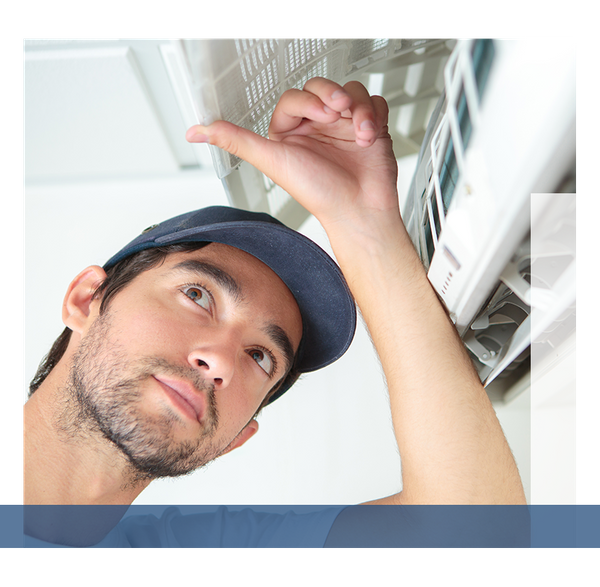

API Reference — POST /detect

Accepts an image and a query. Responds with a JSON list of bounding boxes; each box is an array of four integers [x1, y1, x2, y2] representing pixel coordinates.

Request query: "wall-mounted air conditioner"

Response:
[[164, 38, 576, 403], [402, 39, 575, 401]]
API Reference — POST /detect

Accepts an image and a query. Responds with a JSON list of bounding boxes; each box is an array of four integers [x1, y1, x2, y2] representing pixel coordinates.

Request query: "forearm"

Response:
[[324, 210, 526, 505]]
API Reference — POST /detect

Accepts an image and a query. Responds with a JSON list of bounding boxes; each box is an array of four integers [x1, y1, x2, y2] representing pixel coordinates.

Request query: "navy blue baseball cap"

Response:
[[104, 206, 356, 403]]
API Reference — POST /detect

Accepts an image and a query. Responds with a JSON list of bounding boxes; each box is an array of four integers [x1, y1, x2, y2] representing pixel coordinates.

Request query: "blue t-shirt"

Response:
[[22, 504, 533, 548], [23, 505, 346, 548]]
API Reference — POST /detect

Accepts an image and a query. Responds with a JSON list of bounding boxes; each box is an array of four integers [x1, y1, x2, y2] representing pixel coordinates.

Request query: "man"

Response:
[[24, 77, 526, 546], [25, 209, 353, 497]]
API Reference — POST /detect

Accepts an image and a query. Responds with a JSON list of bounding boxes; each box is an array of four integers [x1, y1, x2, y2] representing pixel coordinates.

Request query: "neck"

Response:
[[24, 362, 151, 506]]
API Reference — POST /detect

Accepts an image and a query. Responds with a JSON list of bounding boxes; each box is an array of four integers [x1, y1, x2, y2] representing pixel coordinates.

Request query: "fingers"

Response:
[[304, 78, 388, 146], [269, 77, 388, 147], [341, 81, 389, 147], [302, 77, 354, 115], [186, 120, 277, 175], [268, 85, 350, 136], [185, 77, 389, 162]]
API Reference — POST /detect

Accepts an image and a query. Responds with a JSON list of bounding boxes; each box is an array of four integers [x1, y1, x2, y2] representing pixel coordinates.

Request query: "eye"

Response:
[[182, 285, 212, 311], [249, 348, 274, 377]]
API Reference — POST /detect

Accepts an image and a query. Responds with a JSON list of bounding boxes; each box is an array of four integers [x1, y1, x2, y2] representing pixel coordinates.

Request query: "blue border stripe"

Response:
[[577, 503, 600, 549], [2, 505, 599, 548], [0, 506, 22, 548]]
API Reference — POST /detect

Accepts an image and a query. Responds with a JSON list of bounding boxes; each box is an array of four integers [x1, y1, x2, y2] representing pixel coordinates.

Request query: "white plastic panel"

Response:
[[175, 39, 453, 228], [402, 40, 575, 400]]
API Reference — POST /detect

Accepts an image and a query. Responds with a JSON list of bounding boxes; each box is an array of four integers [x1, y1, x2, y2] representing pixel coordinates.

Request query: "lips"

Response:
[[152, 376, 205, 423]]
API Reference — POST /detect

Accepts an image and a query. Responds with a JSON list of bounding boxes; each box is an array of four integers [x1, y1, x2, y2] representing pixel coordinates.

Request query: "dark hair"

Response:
[[29, 243, 301, 413]]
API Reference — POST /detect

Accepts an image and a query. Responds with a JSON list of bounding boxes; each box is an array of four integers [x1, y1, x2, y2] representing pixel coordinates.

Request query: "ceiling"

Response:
[[24, 39, 214, 184]]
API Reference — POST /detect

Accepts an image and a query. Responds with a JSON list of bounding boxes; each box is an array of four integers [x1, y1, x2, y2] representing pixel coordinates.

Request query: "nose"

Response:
[[187, 346, 235, 390]]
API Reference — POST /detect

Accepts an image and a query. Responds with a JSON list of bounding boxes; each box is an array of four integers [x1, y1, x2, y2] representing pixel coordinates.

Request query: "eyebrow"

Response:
[[262, 323, 295, 376], [169, 259, 296, 373], [171, 259, 243, 302]]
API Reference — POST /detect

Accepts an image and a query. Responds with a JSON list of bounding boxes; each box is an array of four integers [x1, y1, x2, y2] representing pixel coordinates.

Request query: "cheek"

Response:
[[106, 299, 192, 358], [214, 391, 261, 436]]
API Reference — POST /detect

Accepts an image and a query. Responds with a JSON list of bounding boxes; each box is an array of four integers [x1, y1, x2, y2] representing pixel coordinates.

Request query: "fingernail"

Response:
[[360, 120, 375, 131], [189, 133, 209, 143], [331, 90, 349, 100], [323, 105, 335, 114]]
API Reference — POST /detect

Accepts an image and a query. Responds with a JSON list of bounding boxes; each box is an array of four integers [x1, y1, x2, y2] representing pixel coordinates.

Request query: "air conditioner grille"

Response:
[[180, 38, 451, 181]]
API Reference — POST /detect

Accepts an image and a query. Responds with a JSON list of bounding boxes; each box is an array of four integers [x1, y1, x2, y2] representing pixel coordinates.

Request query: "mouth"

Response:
[[152, 376, 205, 423]]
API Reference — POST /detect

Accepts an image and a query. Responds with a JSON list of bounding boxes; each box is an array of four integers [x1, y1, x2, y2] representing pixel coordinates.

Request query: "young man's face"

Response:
[[69, 243, 303, 478]]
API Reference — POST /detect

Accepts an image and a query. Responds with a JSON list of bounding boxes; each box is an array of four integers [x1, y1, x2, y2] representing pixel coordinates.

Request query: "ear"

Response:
[[220, 419, 259, 456], [62, 266, 107, 334]]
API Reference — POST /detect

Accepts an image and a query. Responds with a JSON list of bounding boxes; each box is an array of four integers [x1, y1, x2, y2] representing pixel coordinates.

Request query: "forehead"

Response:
[[160, 242, 288, 291]]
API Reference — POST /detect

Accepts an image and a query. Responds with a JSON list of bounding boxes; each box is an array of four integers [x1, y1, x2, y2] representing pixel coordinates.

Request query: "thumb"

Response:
[[186, 121, 277, 174]]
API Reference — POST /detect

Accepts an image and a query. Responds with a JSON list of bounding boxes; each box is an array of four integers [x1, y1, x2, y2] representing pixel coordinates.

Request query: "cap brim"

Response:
[[106, 219, 356, 375]]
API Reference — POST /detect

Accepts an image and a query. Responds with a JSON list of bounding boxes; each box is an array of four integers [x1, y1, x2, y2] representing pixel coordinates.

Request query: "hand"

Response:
[[186, 78, 400, 231]]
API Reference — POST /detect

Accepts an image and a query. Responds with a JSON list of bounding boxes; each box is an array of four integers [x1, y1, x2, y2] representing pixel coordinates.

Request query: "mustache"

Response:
[[133, 356, 218, 425], [139, 357, 214, 394]]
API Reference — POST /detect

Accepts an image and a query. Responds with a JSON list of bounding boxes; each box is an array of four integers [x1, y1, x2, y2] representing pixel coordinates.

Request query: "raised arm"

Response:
[[186, 78, 526, 505]]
